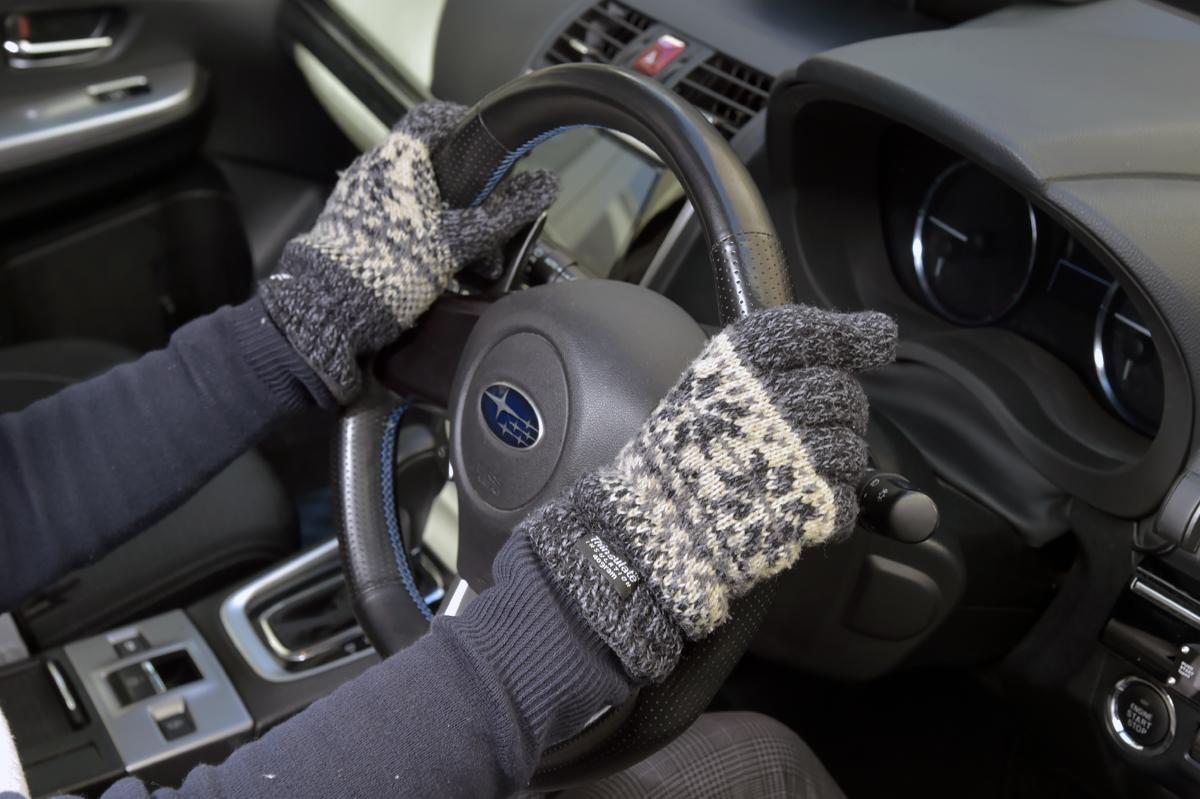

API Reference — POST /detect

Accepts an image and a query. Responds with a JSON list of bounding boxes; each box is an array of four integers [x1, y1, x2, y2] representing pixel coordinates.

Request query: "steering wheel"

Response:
[[334, 63, 793, 789]]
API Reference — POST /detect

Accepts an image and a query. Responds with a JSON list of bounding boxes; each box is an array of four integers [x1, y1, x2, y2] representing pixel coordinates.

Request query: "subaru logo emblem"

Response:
[[480, 384, 541, 449]]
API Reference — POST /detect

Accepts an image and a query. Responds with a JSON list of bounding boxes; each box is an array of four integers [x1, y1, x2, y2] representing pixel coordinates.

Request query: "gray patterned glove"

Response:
[[525, 305, 897, 682], [260, 101, 558, 401]]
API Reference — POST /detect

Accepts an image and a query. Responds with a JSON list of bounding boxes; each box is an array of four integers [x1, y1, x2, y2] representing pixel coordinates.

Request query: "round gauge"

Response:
[[1094, 284, 1163, 435], [912, 162, 1037, 325]]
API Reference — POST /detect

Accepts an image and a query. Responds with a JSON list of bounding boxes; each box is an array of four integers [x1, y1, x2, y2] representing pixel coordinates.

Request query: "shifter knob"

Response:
[[857, 470, 939, 543]]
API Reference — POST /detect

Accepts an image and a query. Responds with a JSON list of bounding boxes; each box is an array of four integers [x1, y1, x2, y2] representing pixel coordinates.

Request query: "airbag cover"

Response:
[[459, 332, 568, 510], [449, 280, 707, 589]]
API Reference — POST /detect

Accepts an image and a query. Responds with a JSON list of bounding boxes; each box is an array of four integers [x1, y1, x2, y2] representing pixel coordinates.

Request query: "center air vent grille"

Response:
[[674, 54, 773, 140], [540, 4, 773, 140], [544, 1, 653, 66]]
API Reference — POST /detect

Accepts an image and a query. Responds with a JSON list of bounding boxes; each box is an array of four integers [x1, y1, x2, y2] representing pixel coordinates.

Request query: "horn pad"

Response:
[[448, 279, 706, 589]]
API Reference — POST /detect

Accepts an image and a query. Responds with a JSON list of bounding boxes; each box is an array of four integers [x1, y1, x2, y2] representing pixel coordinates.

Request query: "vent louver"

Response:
[[544, 1, 653, 66], [674, 54, 773, 140]]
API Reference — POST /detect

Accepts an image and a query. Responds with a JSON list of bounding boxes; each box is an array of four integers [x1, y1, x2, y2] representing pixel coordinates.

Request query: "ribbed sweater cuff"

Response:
[[228, 298, 336, 411], [442, 536, 634, 768], [524, 474, 684, 683]]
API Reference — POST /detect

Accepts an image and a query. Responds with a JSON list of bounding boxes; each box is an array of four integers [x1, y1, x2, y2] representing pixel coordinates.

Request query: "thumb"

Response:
[[443, 170, 559, 265]]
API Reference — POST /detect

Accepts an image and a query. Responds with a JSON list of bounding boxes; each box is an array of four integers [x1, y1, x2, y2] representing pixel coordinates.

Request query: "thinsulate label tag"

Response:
[[574, 535, 640, 599]]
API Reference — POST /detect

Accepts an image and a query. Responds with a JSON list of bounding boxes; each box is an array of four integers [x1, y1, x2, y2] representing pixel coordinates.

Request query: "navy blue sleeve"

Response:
[[0, 298, 634, 797], [91, 536, 633, 798], [0, 299, 332, 611]]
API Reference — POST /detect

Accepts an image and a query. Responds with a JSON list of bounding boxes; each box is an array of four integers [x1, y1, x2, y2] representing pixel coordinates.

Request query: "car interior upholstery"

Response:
[[3, 0, 1200, 796]]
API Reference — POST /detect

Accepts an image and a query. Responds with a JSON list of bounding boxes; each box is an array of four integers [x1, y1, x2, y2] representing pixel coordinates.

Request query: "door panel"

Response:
[[0, 61, 202, 176], [2, 0, 353, 181], [0, 0, 354, 349]]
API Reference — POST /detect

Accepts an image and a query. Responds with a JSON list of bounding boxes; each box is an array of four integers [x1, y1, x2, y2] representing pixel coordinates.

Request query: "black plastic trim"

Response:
[[764, 78, 1192, 519], [279, 0, 429, 127]]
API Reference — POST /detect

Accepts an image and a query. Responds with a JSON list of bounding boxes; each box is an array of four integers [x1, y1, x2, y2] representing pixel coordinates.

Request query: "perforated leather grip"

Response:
[[710, 231, 793, 319], [334, 391, 431, 655], [431, 63, 794, 323]]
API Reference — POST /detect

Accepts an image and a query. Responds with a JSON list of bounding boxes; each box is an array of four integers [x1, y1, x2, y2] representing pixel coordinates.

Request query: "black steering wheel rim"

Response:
[[335, 63, 794, 789], [432, 63, 791, 322]]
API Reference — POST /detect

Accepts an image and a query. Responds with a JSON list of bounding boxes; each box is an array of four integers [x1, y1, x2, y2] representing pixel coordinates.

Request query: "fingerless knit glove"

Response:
[[261, 101, 558, 401], [525, 305, 897, 682]]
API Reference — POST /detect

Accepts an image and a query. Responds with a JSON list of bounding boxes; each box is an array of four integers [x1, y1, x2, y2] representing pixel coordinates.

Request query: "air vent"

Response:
[[674, 54, 773, 140], [544, 1, 653, 66]]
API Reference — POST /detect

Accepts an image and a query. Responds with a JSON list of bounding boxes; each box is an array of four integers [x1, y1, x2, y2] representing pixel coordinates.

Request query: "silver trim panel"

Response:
[[1130, 575, 1200, 629], [220, 539, 375, 683], [0, 61, 201, 175], [45, 660, 77, 714], [257, 575, 364, 665], [64, 610, 252, 773], [8, 35, 112, 56], [86, 75, 149, 98]]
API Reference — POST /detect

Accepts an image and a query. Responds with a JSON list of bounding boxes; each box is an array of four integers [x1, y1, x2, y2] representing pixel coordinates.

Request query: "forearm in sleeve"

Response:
[[0, 299, 332, 610], [82, 536, 633, 799]]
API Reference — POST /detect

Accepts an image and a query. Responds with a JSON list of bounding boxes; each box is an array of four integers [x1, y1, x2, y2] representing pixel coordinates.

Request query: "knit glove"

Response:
[[525, 305, 897, 682], [260, 101, 559, 401]]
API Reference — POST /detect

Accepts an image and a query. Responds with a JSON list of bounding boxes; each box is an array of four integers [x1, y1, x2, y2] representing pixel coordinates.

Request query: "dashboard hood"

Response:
[[771, 2, 1200, 514]]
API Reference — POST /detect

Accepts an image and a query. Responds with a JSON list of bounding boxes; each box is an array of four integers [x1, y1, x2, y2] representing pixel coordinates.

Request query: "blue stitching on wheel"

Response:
[[381, 402, 435, 623], [468, 124, 597, 207]]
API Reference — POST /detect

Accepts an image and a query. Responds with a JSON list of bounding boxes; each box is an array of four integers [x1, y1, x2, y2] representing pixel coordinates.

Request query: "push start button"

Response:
[[1109, 676, 1174, 753]]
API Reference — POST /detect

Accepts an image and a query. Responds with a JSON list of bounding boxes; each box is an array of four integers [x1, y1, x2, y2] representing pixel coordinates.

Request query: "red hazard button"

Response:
[[633, 34, 687, 77]]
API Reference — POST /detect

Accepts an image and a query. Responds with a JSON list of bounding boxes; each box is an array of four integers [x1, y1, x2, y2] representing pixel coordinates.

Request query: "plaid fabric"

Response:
[[546, 712, 845, 799]]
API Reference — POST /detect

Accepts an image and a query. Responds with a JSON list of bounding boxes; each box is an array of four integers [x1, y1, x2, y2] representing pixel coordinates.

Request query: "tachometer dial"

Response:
[[912, 162, 1037, 324], [1094, 284, 1163, 435]]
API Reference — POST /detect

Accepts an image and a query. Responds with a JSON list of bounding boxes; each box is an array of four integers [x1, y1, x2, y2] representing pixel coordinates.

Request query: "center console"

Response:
[[0, 539, 444, 796], [63, 611, 250, 777]]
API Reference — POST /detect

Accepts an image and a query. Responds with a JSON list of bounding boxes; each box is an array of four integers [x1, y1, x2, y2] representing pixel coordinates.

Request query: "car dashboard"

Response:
[[6, 0, 1200, 796], [281, 0, 1200, 796], [880, 128, 1163, 438]]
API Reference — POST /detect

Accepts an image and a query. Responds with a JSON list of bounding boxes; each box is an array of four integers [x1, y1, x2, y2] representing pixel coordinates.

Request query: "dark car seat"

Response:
[[553, 712, 845, 799], [0, 337, 299, 648]]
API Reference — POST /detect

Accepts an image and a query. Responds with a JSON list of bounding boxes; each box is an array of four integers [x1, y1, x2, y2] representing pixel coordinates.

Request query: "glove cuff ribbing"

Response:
[[260, 239, 401, 402], [523, 472, 683, 684]]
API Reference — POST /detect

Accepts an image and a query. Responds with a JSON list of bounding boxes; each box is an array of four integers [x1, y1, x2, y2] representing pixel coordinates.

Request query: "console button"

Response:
[[112, 634, 149, 659], [108, 663, 157, 705], [1110, 677, 1173, 751], [157, 709, 195, 741], [633, 34, 686, 78]]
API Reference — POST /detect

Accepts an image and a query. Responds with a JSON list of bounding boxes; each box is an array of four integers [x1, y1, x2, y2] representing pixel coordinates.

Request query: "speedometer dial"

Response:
[[912, 162, 1037, 325], [1094, 284, 1163, 435]]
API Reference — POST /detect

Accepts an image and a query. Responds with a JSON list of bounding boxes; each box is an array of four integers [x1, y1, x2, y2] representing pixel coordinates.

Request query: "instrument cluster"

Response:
[[880, 128, 1163, 436]]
